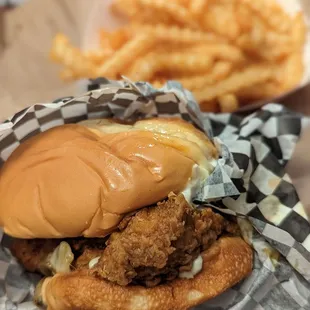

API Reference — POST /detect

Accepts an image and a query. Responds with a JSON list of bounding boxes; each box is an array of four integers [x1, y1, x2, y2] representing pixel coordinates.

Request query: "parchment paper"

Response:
[[0, 79, 309, 309]]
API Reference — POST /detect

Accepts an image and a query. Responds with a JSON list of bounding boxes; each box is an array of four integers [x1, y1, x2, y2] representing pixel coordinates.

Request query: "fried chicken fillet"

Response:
[[11, 194, 239, 287]]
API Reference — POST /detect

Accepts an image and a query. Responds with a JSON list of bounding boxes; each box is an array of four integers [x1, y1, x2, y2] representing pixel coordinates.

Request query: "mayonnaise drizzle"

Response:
[[89, 256, 101, 269], [179, 255, 203, 279], [182, 159, 217, 203]]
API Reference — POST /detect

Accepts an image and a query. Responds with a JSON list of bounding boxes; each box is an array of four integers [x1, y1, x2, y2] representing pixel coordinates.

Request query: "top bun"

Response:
[[0, 118, 217, 238]]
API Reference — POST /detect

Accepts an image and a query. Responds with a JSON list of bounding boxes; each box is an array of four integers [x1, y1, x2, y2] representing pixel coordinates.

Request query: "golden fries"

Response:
[[187, 44, 246, 63], [178, 62, 233, 90], [126, 54, 159, 81], [159, 53, 213, 74], [127, 52, 213, 81], [100, 29, 129, 51], [193, 66, 273, 102], [218, 94, 239, 113], [135, 0, 198, 29], [189, 0, 207, 17], [130, 24, 221, 44], [241, 0, 291, 33], [96, 35, 155, 78], [202, 2, 241, 40], [50, 0, 307, 113], [110, 0, 139, 18], [50, 34, 97, 78]]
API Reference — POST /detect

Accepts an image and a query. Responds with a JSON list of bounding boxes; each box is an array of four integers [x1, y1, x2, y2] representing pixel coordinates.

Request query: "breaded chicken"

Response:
[[10, 194, 238, 287], [10, 239, 59, 275], [11, 237, 108, 275], [91, 193, 238, 286]]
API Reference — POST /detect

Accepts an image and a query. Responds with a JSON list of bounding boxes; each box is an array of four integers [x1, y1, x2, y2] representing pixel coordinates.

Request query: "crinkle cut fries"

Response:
[[50, 0, 306, 113]]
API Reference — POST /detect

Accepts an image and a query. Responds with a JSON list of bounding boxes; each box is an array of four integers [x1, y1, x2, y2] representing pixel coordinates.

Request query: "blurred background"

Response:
[[0, 0, 83, 117], [0, 0, 310, 120]]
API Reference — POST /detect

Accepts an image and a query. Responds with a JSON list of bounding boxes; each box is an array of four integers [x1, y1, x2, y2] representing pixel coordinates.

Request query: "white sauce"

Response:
[[49, 241, 74, 274], [179, 255, 203, 279], [89, 256, 101, 269], [182, 160, 217, 202], [182, 165, 209, 202]]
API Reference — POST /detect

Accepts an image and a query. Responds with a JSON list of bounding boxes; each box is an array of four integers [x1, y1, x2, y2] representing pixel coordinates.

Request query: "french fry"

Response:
[[187, 44, 246, 64], [50, 34, 96, 78], [177, 62, 233, 90], [256, 37, 294, 61], [193, 66, 273, 102], [135, 0, 198, 28], [110, 0, 140, 18], [130, 24, 223, 44], [218, 94, 239, 113], [237, 7, 297, 61], [153, 43, 188, 54], [241, 0, 292, 33], [136, 10, 173, 24], [160, 53, 213, 74], [50, 0, 307, 113], [100, 29, 129, 51], [127, 52, 213, 81], [96, 35, 156, 78], [203, 2, 241, 40], [265, 31, 292, 47], [50, 33, 70, 63], [235, 4, 252, 32], [236, 16, 265, 49], [171, 0, 191, 8], [126, 54, 159, 81], [99, 30, 113, 52], [190, 0, 208, 17], [236, 17, 293, 61], [84, 50, 112, 65]]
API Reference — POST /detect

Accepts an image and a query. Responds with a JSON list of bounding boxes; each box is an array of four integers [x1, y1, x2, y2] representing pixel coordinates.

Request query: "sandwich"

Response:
[[0, 118, 253, 310]]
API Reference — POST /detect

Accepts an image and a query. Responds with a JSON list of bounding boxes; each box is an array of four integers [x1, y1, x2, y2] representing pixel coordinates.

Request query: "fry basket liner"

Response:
[[0, 79, 309, 310]]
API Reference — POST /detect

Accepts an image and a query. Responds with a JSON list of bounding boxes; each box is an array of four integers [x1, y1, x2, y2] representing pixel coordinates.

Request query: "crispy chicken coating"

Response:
[[11, 194, 238, 287], [91, 194, 238, 286]]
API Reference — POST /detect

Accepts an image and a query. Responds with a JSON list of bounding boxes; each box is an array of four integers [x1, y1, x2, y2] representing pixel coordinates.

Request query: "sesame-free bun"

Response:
[[0, 118, 217, 238], [36, 236, 253, 310]]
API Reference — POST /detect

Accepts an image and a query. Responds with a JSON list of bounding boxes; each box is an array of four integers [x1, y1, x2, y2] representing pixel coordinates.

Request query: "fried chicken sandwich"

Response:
[[0, 118, 253, 310]]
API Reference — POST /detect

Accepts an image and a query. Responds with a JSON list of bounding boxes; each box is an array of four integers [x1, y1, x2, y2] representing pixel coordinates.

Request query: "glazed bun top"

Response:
[[0, 118, 218, 238]]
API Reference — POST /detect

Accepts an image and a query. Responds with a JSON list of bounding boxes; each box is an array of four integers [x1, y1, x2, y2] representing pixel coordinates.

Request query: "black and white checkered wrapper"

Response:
[[0, 79, 309, 310]]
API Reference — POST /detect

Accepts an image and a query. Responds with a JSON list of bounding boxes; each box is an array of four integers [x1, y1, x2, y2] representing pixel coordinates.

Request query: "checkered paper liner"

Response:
[[0, 79, 309, 310]]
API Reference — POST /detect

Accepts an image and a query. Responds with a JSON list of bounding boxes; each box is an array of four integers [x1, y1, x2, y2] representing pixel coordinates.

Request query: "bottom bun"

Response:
[[36, 237, 253, 310]]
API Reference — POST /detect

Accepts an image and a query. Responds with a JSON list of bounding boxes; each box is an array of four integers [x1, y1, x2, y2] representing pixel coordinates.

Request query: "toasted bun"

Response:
[[36, 236, 253, 310], [0, 118, 217, 238]]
